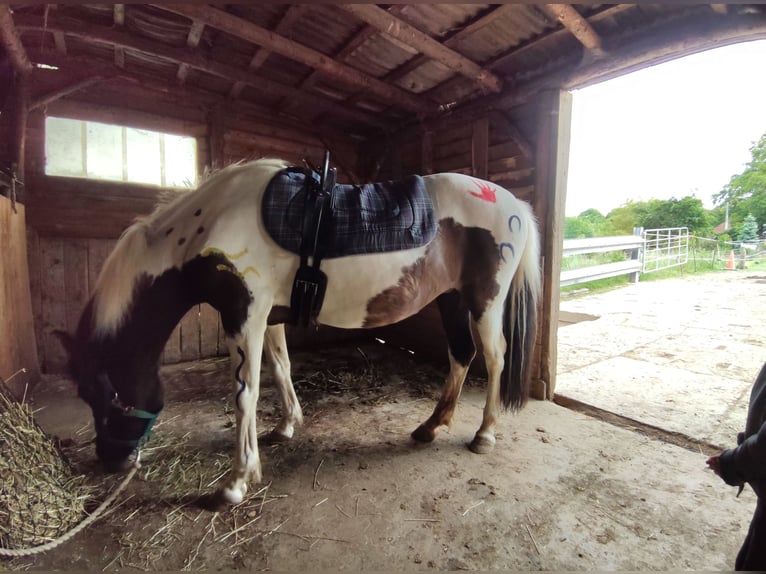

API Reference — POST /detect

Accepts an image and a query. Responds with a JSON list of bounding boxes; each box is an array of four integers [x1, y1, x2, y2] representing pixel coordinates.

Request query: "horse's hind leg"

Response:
[[260, 324, 303, 444], [412, 291, 476, 443], [469, 302, 505, 454]]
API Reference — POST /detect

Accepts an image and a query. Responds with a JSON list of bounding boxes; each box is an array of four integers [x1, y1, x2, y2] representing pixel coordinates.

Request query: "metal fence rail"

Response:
[[560, 233, 644, 287]]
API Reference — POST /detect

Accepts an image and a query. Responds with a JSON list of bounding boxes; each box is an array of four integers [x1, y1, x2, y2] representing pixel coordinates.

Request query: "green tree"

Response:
[[564, 216, 594, 239], [739, 213, 759, 242], [713, 132, 766, 235]]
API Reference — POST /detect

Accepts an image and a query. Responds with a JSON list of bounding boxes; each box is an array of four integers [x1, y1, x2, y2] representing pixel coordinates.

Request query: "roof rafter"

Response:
[[338, 3, 502, 94], [543, 4, 605, 55], [229, 5, 310, 100], [0, 5, 32, 75], [153, 4, 433, 114], [177, 20, 205, 85], [15, 14, 391, 130], [280, 5, 408, 117]]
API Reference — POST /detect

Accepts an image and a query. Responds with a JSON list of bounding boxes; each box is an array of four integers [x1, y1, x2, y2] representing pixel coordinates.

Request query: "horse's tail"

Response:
[[500, 202, 541, 411]]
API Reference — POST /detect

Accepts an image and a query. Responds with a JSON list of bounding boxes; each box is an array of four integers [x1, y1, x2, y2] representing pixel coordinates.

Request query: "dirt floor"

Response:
[[3, 270, 764, 571]]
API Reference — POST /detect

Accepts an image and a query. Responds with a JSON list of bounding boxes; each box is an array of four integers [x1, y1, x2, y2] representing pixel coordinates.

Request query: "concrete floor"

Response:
[[556, 269, 766, 450]]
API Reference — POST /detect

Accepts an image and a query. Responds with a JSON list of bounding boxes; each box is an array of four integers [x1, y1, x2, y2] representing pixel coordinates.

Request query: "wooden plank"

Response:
[[63, 239, 89, 334], [0, 199, 40, 394], [163, 322, 182, 364], [25, 225, 44, 375], [472, 116, 489, 179], [200, 303, 220, 357], [87, 238, 116, 296], [180, 306, 200, 362], [39, 237, 67, 372]]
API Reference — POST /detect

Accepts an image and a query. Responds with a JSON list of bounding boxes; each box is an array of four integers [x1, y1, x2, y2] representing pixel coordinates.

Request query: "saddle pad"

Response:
[[262, 168, 436, 258]]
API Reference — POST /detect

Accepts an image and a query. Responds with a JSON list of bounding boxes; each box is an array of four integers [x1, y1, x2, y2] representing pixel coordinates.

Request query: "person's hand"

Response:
[[706, 454, 722, 476]]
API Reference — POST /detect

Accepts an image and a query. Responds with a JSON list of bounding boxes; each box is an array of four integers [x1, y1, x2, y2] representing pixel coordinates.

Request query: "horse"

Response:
[[57, 157, 541, 506]]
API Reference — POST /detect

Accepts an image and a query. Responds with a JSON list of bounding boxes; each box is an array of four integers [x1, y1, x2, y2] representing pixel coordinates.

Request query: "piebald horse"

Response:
[[58, 158, 541, 505]]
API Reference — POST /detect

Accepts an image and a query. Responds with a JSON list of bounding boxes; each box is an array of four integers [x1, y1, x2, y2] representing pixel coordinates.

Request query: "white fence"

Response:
[[561, 227, 691, 287], [560, 233, 644, 287]]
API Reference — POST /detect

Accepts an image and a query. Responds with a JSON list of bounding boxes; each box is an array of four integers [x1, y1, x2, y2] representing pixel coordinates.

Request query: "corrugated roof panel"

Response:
[[345, 33, 418, 79], [398, 4, 489, 38]]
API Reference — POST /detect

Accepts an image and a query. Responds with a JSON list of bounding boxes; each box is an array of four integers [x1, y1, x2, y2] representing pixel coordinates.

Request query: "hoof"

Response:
[[468, 433, 495, 454], [221, 485, 245, 505], [259, 429, 292, 445], [411, 424, 436, 443]]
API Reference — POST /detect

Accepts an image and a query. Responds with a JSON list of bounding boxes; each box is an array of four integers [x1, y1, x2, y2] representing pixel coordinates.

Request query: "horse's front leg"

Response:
[[221, 307, 269, 505], [260, 324, 303, 444]]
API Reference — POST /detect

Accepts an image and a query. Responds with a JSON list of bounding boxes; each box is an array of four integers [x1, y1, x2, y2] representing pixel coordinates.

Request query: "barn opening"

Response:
[[555, 39, 766, 451]]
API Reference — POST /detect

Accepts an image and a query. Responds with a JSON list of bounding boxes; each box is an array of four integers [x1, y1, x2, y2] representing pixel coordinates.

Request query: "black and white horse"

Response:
[[58, 158, 541, 505]]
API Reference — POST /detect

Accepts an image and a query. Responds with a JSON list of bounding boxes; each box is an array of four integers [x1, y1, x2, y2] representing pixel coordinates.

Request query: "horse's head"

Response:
[[56, 327, 163, 472]]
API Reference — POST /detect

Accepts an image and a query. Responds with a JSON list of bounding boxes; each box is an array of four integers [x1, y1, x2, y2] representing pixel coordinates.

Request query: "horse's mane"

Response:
[[90, 158, 289, 336]]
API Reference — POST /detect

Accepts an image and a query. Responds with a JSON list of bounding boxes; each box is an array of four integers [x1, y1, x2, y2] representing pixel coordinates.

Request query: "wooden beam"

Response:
[[533, 90, 573, 400], [30, 76, 106, 112], [113, 4, 125, 69], [385, 4, 516, 85], [428, 5, 632, 105], [339, 4, 502, 94], [230, 5, 309, 99], [18, 15, 389, 130], [0, 5, 32, 75], [154, 4, 432, 114], [543, 4, 604, 55], [177, 20, 205, 85], [283, 5, 408, 118]]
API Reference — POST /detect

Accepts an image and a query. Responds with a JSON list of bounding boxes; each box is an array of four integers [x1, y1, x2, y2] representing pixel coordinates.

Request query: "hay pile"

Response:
[[0, 383, 90, 550]]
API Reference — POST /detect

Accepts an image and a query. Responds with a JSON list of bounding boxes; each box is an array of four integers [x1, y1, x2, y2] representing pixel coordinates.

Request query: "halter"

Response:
[[104, 392, 161, 449], [97, 373, 161, 450]]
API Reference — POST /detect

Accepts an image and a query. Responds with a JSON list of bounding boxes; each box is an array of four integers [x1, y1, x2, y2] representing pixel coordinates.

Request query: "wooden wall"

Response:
[[0, 197, 40, 396], [23, 96, 362, 374]]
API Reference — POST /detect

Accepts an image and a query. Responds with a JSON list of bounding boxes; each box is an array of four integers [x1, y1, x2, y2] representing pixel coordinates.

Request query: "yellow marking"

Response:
[[240, 266, 261, 277], [202, 247, 249, 260], [215, 264, 261, 279]]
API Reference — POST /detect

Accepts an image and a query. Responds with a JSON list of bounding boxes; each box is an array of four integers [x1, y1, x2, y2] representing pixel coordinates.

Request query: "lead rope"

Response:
[[0, 453, 141, 558]]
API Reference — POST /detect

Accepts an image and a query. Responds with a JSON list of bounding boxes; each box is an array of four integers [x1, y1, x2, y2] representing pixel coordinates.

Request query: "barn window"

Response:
[[44, 117, 197, 188]]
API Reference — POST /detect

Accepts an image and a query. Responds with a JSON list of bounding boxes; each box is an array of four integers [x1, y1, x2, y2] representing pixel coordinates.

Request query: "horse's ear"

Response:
[[53, 330, 77, 360]]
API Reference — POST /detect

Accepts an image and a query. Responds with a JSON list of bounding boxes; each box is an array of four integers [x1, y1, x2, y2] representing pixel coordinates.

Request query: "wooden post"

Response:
[[472, 116, 489, 179], [421, 130, 433, 175], [208, 104, 225, 172], [532, 90, 573, 400]]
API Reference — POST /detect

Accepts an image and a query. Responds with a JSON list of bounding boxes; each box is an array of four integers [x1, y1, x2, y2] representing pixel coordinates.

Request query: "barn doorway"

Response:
[[555, 40, 766, 450]]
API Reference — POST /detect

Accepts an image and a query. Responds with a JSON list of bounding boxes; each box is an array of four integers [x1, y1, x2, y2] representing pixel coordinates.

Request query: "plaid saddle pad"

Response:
[[262, 168, 436, 258]]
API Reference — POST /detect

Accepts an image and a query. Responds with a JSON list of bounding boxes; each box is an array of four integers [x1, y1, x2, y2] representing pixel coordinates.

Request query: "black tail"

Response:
[[499, 205, 541, 411]]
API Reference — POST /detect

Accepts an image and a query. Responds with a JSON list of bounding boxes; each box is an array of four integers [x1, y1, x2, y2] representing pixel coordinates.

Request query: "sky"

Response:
[[566, 39, 766, 217]]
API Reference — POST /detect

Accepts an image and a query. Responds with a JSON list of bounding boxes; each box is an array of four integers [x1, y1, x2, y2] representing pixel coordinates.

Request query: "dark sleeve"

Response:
[[719, 421, 766, 485]]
